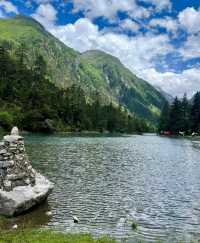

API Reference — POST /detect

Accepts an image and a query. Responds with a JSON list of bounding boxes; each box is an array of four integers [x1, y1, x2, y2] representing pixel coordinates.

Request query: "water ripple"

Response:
[[5, 134, 200, 242]]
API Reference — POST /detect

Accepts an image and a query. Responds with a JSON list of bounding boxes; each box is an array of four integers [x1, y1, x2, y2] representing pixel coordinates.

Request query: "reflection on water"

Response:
[[1, 134, 200, 242]]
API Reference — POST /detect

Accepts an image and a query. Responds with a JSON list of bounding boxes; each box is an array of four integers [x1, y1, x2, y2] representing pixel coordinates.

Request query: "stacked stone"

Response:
[[0, 127, 36, 192]]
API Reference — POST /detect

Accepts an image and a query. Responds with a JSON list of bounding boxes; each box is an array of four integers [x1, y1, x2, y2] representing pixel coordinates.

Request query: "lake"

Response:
[[1, 134, 200, 242]]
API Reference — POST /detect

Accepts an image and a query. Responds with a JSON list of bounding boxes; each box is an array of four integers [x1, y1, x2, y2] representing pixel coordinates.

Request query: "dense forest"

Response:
[[0, 42, 151, 134], [159, 93, 200, 135]]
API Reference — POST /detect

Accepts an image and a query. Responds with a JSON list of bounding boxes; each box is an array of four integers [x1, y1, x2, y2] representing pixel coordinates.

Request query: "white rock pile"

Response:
[[0, 127, 53, 216]]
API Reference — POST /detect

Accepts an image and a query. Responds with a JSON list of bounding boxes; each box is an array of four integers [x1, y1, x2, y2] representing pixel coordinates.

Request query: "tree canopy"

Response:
[[159, 93, 200, 135]]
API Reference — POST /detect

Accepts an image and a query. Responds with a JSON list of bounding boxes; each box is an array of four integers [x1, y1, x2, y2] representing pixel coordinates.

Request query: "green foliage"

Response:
[[0, 42, 150, 133], [0, 230, 115, 243], [0, 111, 13, 130], [159, 93, 200, 135], [191, 92, 200, 132], [0, 16, 166, 125]]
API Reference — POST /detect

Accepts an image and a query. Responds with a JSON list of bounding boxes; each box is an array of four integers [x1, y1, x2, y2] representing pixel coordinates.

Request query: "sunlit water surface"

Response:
[[1, 134, 200, 242]]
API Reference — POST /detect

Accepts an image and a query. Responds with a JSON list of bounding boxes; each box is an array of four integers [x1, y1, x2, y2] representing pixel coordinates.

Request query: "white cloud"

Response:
[[33, 3, 57, 22], [32, 3, 57, 27], [72, 0, 151, 20], [120, 19, 140, 32], [51, 18, 99, 51], [180, 33, 200, 60], [149, 17, 178, 33], [0, 0, 18, 14], [142, 68, 200, 98], [139, 0, 171, 11], [178, 7, 200, 34], [176, 7, 200, 60]]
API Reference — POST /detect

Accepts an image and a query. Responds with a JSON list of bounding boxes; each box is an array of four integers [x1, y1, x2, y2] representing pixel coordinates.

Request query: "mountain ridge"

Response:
[[0, 15, 167, 124]]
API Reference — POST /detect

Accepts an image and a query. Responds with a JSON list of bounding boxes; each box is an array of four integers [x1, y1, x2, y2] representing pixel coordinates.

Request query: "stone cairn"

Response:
[[0, 127, 36, 192]]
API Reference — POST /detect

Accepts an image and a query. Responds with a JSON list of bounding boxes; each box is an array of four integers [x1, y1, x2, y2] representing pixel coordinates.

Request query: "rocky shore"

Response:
[[0, 127, 53, 216]]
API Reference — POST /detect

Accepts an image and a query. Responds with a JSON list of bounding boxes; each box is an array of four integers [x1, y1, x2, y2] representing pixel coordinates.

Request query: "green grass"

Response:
[[1, 230, 198, 243], [0, 230, 116, 243]]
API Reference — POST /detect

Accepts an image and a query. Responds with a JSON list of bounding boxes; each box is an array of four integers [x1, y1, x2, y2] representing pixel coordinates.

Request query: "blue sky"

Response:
[[0, 0, 200, 97]]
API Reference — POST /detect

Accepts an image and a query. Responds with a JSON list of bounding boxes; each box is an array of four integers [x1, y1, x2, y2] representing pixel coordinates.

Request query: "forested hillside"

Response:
[[0, 15, 166, 125], [0, 44, 150, 133]]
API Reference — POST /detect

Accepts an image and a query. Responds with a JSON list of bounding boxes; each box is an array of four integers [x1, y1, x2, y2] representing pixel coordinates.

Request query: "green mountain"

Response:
[[0, 15, 166, 124]]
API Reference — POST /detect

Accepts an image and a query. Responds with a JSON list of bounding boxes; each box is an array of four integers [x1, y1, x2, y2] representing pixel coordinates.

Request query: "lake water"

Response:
[[1, 134, 200, 242]]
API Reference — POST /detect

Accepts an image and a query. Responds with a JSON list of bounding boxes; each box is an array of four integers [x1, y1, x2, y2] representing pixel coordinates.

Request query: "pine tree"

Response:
[[159, 101, 170, 132], [169, 97, 182, 134], [181, 93, 190, 133], [191, 92, 200, 132]]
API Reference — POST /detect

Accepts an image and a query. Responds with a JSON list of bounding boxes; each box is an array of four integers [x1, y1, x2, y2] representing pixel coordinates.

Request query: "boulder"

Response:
[[0, 173, 53, 216], [0, 127, 53, 217]]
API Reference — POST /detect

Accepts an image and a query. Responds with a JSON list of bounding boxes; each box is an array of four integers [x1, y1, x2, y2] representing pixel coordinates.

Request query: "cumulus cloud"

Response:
[[119, 19, 140, 32], [0, 0, 19, 14], [142, 68, 200, 97], [32, 3, 57, 27], [149, 17, 178, 33], [178, 7, 200, 34], [180, 33, 200, 60], [141, 0, 171, 11], [72, 0, 151, 20]]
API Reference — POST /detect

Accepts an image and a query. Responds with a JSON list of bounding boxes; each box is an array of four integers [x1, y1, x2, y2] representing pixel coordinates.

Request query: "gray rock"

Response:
[[0, 160, 15, 168], [0, 173, 53, 216], [0, 127, 53, 216], [0, 149, 7, 155], [3, 135, 23, 144], [6, 173, 26, 181], [3, 180, 12, 191]]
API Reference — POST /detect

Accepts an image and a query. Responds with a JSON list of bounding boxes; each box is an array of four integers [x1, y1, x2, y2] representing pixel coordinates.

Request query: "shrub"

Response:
[[0, 111, 13, 130]]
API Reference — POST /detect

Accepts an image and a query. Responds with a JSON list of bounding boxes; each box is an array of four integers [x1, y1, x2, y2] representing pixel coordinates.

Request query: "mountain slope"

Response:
[[0, 15, 79, 88], [0, 15, 166, 124], [155, 86, 174, 104], [81, 50, 166, 122]]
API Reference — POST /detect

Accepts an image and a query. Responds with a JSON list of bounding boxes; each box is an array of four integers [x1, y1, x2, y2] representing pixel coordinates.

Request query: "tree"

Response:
[[168, 97, 182, 134], [0, 41, 151, 134], [33, 55, 47, 80], [159, 101, 170, 132], [191, 92, 200, 132], [181, 93, 190, 133]]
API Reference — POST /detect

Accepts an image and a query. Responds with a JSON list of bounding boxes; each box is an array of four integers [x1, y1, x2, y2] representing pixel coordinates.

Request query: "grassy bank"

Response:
[[0, 230, 115, 243]]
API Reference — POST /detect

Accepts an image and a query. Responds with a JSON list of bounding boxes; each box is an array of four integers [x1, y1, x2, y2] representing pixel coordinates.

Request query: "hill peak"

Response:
[[6, 15, 45, 32]]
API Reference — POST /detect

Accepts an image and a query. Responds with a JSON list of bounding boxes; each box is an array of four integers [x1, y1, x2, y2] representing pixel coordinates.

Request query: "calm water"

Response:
[[1, 134, 200, 242]]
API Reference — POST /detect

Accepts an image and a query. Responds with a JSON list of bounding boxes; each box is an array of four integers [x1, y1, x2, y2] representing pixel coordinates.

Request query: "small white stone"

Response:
[[73, 216, 79, 223], [27, 165, 32, 170], [46, 211, 52, 216], [12, 224, 18, 229], [25, 178, 30, 185], [0, 149, 7, 155]]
